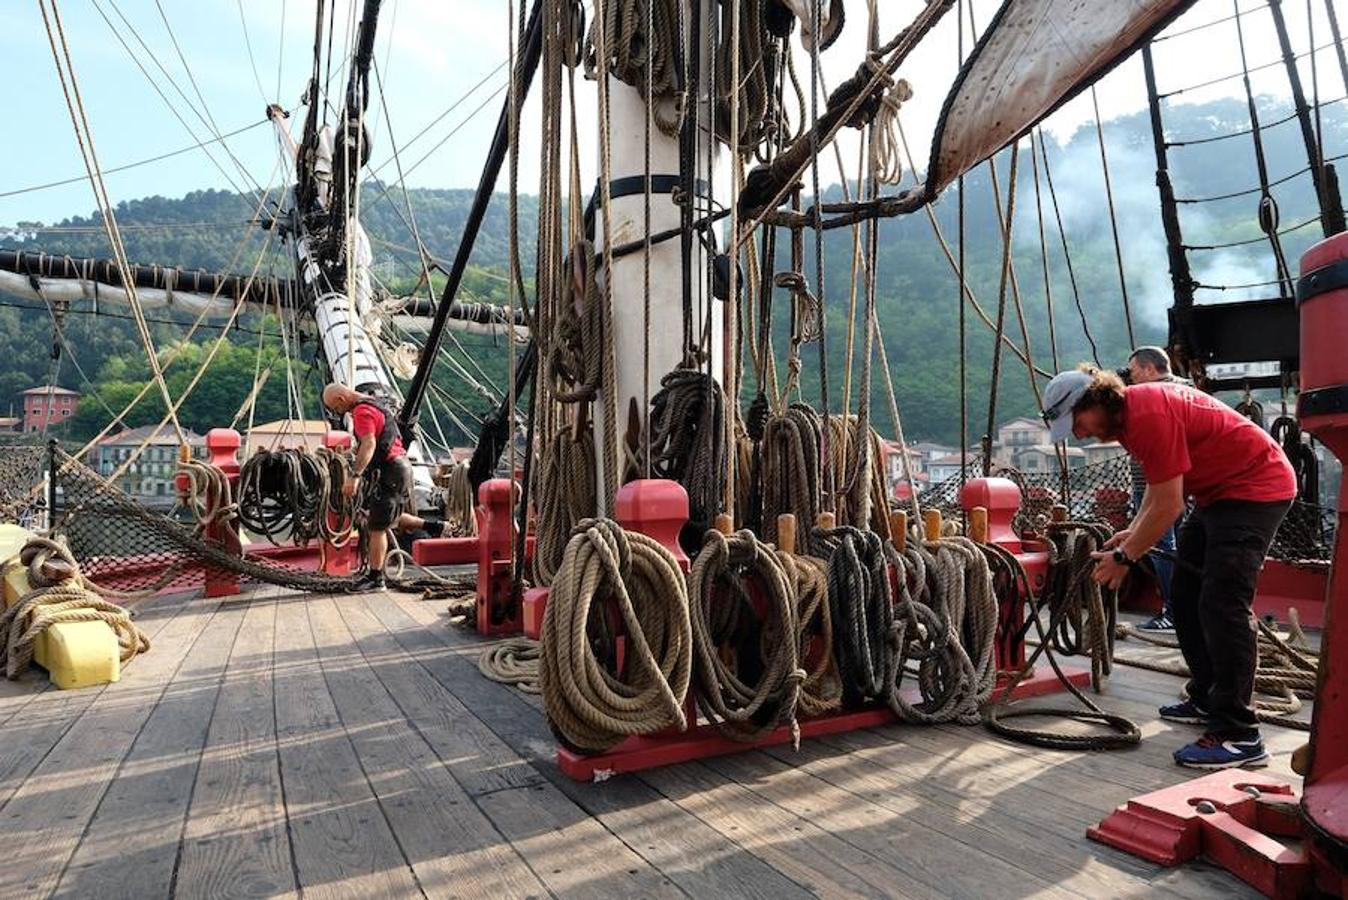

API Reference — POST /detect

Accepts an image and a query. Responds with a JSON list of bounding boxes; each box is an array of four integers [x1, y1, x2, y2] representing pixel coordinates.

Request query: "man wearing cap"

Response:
[[1040, 365, 1295, 769]]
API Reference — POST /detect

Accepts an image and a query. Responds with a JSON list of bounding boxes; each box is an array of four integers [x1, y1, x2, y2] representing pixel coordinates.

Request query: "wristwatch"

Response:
[[1111, 548, 1137, 568]]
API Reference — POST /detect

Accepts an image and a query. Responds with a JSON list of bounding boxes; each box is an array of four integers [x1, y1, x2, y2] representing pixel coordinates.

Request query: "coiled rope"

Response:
[[532, 424, 597, 587], [688, 528, 807, 744], [778, 549, 842, 717], [0, 537, 149, 679], [479, 636, 542, 694], [437, 459, 477, 538], [540, 518, 691, 753], [648, 368, 728, 534], [890, 536, 998, 724], [1042, 521, 1115, 690], [982, 537, 1141, 751], [761, 404, 822, 546], [813, 526, 896, 706], [237, 448, 326, 545], [176, 457, 237, 529]]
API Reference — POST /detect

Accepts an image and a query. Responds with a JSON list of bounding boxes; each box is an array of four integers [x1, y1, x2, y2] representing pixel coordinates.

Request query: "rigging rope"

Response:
[[648, 368, 728, 534], [688, 527, 807, 744], [539, 518, 692, 753]]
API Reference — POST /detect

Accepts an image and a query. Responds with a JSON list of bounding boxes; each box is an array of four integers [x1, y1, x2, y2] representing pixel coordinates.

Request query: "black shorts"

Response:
[[365, 457, 413, 530]]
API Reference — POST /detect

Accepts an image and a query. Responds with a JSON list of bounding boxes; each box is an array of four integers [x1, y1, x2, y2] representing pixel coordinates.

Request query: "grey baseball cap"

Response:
[[1041, 370, 1093, 443]]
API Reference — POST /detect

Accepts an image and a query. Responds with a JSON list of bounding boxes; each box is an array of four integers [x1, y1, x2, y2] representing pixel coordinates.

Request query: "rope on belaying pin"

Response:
[[532, 424, 597, 587], [777, 548, 842, 717], [176, 457, 237, 529], [436, 458, 477, 538], [1042, 521, 1115, 690], [812, 525, 897, 707], [761, 404, 822, 547], [982, 538, 1140, 751], [540, 518, 692, 754], [314, 445, 357, 547], [236, 448, 327, 545], [0, 537, 150, 679], [688, 528, 807, 745], [648, 368, 727, 533], [886, 536, 998, 724], [826, 414, 892, 540]]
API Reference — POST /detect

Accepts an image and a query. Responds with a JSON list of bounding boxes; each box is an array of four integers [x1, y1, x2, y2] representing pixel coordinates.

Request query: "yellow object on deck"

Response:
[[32, 620, 120, 689], [1, 524, 36, 610], [1, 536, 146, 690]]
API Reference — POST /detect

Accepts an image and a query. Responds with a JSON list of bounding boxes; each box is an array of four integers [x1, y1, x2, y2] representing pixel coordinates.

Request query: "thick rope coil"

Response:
[[983, 538, 1141, 751], [689, 528, 807, 745], [437, 459, 477, 538], [479, 637, 542, 694], [648, 368, 728, 533], [1044, 521, 1115, 690], [176, 457, 237, 528], [778, 550, 841, 717], [584, 0, 684, 136], [885, 538, 994, 724], [540, 518, 691, 754], [314, 445, 357, 547], [826, 414, 892, 539], [237, 448, 327, 546], [761, 404, 822, 546], [532, 424, 597, 587], [0, 537, 149, 679], [813, 526, 897, 707]]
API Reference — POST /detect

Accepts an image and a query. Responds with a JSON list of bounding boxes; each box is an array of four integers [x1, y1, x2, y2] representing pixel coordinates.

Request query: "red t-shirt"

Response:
[[350, 402, 405, 461], [1117, 383, 1295, 507]]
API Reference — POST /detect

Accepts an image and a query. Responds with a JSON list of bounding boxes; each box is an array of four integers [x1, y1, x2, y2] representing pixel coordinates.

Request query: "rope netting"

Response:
[[916, 456, 1336, 565], [45, 448, 368, 595], [0, 445, 48, 528]]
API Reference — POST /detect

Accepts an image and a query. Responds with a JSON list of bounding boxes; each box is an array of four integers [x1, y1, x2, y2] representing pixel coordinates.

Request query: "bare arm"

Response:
[[352, 433, 376, 476]]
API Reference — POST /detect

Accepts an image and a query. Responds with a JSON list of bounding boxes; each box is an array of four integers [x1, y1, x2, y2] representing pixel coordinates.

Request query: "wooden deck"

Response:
[[0, 585, 1310, 899]]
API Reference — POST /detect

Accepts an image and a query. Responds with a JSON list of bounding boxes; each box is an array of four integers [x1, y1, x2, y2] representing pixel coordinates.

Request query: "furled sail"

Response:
[[924, 0, 1197, 197]]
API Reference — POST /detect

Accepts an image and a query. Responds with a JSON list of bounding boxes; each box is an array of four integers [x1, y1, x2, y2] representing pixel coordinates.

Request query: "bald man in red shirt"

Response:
[[1041, 365, 1295, 769]]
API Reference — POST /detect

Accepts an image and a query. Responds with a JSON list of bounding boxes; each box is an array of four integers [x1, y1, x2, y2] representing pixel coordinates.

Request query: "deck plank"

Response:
[[346, 594, 682, 899], [377, 593, 812, 900], [0, 588, 198, 810], [175, 594, 298, 900], [53, 598, 246, 899], [639, 760, 931, 900], [0, 591, 223, 898], [273, 594, 423, 899], [311, 595, 550, 899]]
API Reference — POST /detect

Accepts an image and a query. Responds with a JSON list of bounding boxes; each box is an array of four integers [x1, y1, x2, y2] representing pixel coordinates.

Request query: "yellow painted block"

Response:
[[33, 621, 120, 690], [0, 524, 34, 610]]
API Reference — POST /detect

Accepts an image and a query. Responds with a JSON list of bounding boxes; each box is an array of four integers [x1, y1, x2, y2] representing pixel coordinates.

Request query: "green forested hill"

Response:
[[2, 95, 1341, 445]]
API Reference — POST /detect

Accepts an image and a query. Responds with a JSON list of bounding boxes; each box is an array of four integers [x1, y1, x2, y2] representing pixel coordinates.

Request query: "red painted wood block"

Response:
[[1089, 770, 1309, 899]]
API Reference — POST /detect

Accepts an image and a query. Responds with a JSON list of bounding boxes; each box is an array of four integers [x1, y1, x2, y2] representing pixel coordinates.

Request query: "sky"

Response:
[[1, 0, 1344, 229]]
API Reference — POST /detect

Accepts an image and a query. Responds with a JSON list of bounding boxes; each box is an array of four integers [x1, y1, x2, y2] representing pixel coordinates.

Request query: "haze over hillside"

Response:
[[2, 96, 1340, 445]]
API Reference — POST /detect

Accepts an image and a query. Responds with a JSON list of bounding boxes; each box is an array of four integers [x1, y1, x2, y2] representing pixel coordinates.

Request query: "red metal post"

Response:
[[202, 428, 242, 597], [1296, 233, 1348, 892], [321, 431, 355, 576], [476, 478, 523, 635]]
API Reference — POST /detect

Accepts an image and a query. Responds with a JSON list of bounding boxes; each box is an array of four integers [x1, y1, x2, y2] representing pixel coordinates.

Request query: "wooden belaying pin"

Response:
[[777, 514, 797, 555], [890, 511, 908, 553], [714, 513, 734, 535], [1051, 504, 1068, 523], [923, 509, 943, 542], [970, 507, 989, 544], [817, 511, 836, 531]]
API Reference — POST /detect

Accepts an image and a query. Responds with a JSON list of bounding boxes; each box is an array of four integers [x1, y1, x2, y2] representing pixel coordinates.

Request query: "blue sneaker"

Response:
[[1159, 699, 1209, 725], [1174, 732, 1268, 770]]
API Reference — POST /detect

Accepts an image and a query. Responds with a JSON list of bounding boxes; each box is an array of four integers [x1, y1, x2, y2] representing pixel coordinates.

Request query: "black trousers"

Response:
[[1171, 498, 1292, 734]]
